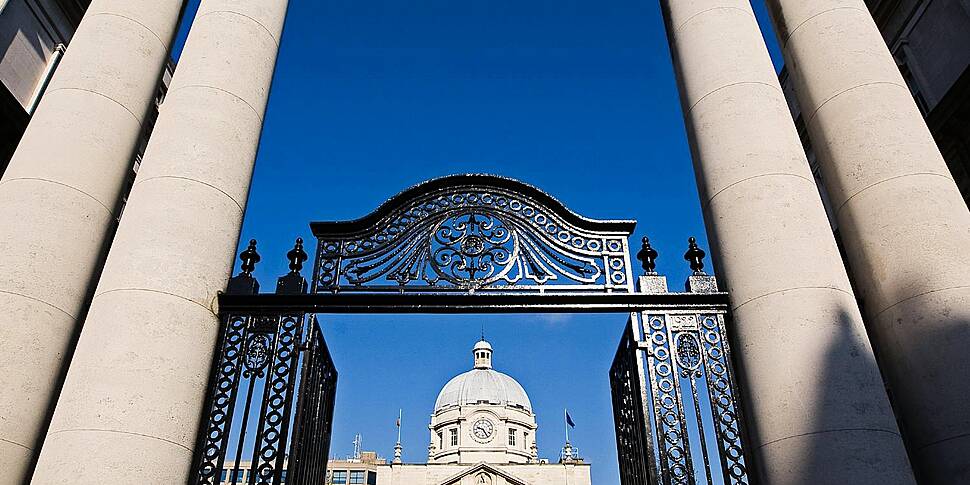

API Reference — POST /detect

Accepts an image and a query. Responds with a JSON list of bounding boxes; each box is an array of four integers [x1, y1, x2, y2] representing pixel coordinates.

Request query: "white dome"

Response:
[[434, 369, 533, 413]]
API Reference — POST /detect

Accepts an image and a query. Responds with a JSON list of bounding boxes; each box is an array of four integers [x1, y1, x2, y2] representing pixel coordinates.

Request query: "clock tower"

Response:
[[427, 339, 539, 464]]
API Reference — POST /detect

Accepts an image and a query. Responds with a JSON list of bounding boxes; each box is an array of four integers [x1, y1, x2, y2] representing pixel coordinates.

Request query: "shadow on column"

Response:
[[861, 296, 970, 484], [787, 308, 915, 485]]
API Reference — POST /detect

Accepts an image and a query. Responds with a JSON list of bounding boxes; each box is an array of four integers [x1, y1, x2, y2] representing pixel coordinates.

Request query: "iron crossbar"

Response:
[[217, 291, 731, 314]]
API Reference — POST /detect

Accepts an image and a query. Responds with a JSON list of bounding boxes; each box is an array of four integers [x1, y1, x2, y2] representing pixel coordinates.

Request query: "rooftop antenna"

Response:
[[393, 409, 403, 464], [481, 323, 485, 341]]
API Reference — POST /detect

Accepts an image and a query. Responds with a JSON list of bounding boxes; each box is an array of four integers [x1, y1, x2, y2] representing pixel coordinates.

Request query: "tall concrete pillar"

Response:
[[659, 1, 915, 483], [0, 2, 183, 484], [766, 2, 970, 481], [30, 1, 289, 483]]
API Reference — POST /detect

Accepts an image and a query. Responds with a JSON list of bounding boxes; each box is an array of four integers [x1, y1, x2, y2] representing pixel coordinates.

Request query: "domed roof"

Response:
[[434, 369, 533, 413], [434, 340, 533, 413]]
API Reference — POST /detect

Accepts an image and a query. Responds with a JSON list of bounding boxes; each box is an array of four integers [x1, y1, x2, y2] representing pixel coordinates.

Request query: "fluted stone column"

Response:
[[659, 1, 915, 483], [766, 2, 970, 481], [0, 2, 183, 484], [30, 1, 289, 483]]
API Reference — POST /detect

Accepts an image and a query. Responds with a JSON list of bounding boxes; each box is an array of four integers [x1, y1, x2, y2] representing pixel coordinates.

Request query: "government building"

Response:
[[214, 339, 589, 485], [375, 339, 590, 485]]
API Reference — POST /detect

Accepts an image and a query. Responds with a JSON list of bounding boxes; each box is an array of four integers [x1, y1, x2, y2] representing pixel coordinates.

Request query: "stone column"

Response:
[[30, 1, 289, 483], [765, 2, 970, 481], [0, 2, 183, 484], [659, 1, 915, 483]]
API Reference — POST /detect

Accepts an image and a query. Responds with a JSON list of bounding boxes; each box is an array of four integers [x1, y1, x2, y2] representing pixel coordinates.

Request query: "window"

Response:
[[450, 428, 459, 446], [350, 471, 365, 484], [333, 471, 347, 484], [438, 431, 443, 449], [524, 431, 529, 449], [367, 471, 377, 485], [223, 470, 243, 484], [509, 428, 517, 446], [280, 471, 287, 483], [893, 47, 929, 115]]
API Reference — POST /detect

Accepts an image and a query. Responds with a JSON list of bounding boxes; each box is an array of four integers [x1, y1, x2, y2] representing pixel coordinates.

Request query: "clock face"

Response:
[[471, 418, 494, 441]]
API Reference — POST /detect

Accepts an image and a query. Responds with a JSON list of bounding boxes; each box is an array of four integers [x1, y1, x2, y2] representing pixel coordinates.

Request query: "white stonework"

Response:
[[29, 2, 289, 483], [766, 2, 970, 481], [430, 340, 536, 465], [379, 462, 589, 485], [379, 340, 590, 485], [0, 2, 184, 484], [658, 1, 914, 483]]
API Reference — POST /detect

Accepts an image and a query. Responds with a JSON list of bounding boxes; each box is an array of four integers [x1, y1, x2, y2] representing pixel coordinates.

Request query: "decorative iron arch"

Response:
[[310, 174, 637, 293]]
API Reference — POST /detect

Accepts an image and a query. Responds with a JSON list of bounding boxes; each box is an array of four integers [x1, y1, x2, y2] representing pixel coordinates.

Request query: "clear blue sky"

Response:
[[174, 2, 782, 484]]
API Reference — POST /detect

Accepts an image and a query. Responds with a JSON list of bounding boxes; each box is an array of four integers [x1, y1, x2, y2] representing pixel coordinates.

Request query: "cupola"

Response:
[[473, 339, 492, 369]]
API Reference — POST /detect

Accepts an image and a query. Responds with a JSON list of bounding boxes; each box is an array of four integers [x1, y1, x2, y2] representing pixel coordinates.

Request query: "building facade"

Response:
[[0, 0, 88, 173], [0, 0, 173, 195], [217, 452, 383, 485], [376, 340, 590, 485], [326, 452, 383, 485]]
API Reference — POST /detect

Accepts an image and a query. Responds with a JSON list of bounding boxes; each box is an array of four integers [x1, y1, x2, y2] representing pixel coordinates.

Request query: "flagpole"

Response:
[[397, 408, 403, 443], [564, 408, 569, 443]]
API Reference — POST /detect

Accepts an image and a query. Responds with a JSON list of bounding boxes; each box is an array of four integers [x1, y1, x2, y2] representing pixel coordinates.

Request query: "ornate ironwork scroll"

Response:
[[249, 314, 303, 483], [311, 174, 636, 293], [611, 305, 751, 485]]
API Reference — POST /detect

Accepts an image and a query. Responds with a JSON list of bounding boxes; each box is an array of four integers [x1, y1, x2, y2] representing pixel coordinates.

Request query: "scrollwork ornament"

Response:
[[675, 332, 702, 377], [431, 212, 515, 288], [311, 177, 635, 293], [243, 333, 273, 377]]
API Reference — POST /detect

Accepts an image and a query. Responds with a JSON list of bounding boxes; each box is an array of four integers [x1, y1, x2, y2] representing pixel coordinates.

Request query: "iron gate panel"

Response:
[[611, 321, 657, 485], [610, 301, 751, 485], [286, 317, 337, 485], [191, 241, 338, 485]]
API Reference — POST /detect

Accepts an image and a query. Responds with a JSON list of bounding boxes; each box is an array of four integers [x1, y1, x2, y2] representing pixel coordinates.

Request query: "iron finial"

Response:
[[287, 237, 308, 274], [636, 236, 659, 275], [684, 236, 706, 275], [239, 239, 261, 275]]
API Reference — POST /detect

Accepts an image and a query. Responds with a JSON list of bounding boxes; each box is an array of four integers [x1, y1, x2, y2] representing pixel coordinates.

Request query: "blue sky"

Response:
[[174, 2, 782, 483]]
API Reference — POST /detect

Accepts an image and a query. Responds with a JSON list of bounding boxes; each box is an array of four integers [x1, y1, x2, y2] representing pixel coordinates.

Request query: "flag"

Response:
[[566, 410, 576, 428], [396, 417, 401, 427]]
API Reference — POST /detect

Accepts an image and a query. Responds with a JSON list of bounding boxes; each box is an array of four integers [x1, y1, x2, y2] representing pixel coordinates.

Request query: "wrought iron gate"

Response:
[[610, 241, 750, 485], [191, 239, 338, 485], [190, 174, 752, 485], [610, 281, 749, 485]]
